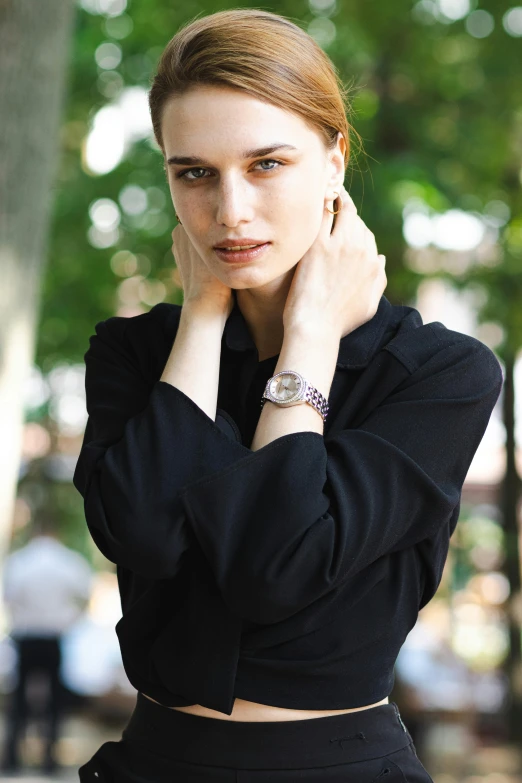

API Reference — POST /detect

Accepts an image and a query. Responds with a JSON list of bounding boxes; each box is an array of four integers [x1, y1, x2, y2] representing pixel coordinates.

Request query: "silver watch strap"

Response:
[[303, 382, 329, 422]]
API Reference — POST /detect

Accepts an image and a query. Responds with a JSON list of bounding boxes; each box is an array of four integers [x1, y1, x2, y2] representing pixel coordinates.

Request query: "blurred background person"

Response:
[[0, 511, 93, 774]]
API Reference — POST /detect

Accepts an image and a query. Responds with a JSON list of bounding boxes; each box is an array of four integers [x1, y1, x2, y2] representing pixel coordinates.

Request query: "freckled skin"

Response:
[[161, 84, 346, 360], [162, 84, 331, 291]]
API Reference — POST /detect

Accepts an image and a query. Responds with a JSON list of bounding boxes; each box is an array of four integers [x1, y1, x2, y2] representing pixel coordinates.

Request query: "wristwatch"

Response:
[[260, 370, 329, 422]]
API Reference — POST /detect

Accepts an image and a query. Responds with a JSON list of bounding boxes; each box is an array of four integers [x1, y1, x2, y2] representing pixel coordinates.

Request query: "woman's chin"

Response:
[[219, 263, 272, 287]]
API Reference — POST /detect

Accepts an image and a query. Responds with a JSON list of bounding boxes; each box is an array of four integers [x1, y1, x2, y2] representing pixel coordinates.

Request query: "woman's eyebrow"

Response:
[[166, 143, 299, 167]]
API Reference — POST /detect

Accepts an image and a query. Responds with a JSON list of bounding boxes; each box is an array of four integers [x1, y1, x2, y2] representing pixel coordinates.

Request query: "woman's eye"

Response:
[[177, 159, 283, 180], [177, 167, 208, 181], [255, 159, 282, 171]]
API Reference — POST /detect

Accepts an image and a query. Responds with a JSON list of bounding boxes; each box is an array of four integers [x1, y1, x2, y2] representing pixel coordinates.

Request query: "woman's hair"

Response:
[[148, 8, 361, 172]]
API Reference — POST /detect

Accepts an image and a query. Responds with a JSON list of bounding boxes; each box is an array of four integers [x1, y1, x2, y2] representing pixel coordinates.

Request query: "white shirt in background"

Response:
[[2, 535, 93, 637]]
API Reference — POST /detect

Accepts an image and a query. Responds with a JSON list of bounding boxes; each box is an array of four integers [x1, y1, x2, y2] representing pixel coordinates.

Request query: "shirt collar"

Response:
[[223, 293, 394, 369]]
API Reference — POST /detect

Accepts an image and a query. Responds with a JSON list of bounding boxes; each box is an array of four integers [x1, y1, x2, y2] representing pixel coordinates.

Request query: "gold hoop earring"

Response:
[[175, 213, 182, 224], [325, 191, 343, 215]]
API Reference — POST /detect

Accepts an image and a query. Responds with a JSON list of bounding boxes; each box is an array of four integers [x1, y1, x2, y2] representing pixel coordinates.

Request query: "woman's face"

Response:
[[161, 84, 345, 289]]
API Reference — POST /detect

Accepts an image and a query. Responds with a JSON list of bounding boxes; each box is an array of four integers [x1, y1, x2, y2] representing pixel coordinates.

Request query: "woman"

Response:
[[74, 8, 503, 782]]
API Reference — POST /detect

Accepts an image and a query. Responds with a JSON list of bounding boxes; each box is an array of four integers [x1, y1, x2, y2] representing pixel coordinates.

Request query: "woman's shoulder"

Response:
[[384, 300, 502, 382], [90, 301, 181, 339], [116, 301, 182, 341], [86, 302, 183, 380]]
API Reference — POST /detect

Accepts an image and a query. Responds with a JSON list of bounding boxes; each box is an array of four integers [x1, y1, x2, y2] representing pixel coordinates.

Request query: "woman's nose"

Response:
[[215, 178, 253, 227]]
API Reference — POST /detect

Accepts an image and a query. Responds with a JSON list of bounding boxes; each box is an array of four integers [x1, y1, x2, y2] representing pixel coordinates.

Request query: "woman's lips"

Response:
[[213, 242, 271, 263]]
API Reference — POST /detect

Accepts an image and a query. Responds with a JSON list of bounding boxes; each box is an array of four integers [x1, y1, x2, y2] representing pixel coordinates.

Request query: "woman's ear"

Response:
[[325, 132, 346, 202]]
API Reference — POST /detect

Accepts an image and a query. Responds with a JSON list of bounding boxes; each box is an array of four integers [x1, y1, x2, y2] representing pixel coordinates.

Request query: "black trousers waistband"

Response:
[[121, 693, 413, 770]]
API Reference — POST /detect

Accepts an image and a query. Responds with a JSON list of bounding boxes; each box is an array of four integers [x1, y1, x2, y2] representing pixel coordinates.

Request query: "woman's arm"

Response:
[[160, 301, 228, 421], [250, 323, 339, 449], [251, 184, 385, 449], [73, 308, 250, 579], [179, 334, 503, 624]]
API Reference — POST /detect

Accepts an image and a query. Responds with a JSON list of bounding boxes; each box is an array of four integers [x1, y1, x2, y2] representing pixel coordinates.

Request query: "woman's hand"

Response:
[[283, 184, 387, 339], [171, 224, 234, 317]]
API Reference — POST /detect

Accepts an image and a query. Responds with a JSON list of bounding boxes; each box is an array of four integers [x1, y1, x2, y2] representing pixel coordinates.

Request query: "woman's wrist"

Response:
[[284, 310, 344, 342], [251, 328, 338, 450], [276, 326, 339, 399]]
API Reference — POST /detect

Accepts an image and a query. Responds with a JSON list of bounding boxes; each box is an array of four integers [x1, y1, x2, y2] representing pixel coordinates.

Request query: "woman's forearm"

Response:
[[250, 326, 339, 451], [160, 306, 339, 444], [160, 303, 228, 421]]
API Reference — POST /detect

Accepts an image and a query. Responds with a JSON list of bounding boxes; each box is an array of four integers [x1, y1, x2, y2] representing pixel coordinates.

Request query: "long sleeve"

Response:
[[179, 337, 503, 624], [73, 314, 250, 579]]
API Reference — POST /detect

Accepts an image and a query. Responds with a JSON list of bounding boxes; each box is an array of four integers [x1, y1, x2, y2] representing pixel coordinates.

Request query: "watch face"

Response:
[[270, 373, 302, 402]]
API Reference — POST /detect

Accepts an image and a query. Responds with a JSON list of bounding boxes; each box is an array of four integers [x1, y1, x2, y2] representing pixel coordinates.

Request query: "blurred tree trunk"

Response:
[[499, 350, 522, 744], [0, 0, 76, 621]]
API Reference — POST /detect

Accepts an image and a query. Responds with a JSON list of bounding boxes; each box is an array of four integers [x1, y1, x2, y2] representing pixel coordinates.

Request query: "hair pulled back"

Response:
[[148, 8, 360, 170]]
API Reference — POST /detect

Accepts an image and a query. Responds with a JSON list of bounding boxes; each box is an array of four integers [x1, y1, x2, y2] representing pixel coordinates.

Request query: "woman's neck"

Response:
[[235, 274, 293, 360]]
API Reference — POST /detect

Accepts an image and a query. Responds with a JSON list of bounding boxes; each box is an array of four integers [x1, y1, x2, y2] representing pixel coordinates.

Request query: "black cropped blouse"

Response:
[[73, 293, 503, 715]]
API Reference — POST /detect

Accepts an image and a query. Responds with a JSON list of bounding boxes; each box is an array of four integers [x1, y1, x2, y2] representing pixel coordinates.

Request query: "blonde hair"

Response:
[[148, 8, 361, 170]]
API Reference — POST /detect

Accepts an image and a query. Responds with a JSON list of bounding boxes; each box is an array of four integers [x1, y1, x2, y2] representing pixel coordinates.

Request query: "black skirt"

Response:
[[78, 692, 434, 782]]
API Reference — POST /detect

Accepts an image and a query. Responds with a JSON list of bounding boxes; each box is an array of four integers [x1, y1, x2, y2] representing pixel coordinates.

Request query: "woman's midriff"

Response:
[[140, 693, 389, 721]]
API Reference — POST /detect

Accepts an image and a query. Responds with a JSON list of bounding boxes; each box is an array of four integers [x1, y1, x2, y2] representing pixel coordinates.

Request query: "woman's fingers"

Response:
[[340, 185, 356, 213], [337, 186, 379, 258]]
